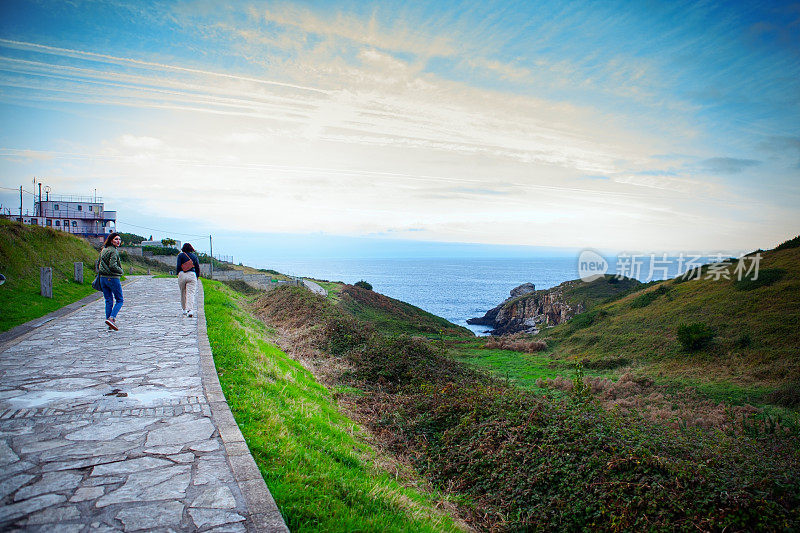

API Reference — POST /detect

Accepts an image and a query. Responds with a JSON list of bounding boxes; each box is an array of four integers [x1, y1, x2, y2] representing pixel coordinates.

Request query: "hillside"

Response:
[[0, 220, 170, 331], [0, 219, 99, 331], [254, 281, 472, 338], [338, 284, 473, 336], [538, 242, 800, 390], [243, 263, 800, 531]]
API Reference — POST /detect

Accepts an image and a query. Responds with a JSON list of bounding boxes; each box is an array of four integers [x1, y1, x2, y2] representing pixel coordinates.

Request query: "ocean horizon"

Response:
[[253, 255, 705, 335]]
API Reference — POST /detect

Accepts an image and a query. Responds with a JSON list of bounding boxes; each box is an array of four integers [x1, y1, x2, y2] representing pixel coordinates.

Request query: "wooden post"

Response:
[[129, 266, 134, 274], [40, 267, 52, 298], [74, 262, 83, 283], [147, 268, 151, 275]]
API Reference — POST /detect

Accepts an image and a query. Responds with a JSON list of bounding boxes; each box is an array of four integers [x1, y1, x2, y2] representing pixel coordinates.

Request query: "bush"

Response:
[[568, 309, 607, 332], [677, 323, 715, 351], [484, 336, 547, 353], [354, 280, 373, 290], [143, 245, 179, 256], [324, 315, 372, 355], [735, 333, 752, 349], [630, 285, 670, 308], [733, 268, 785, 291]]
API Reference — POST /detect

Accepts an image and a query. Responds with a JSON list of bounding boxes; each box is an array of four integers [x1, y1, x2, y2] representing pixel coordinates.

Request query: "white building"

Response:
[[11, 195, 116, 244]]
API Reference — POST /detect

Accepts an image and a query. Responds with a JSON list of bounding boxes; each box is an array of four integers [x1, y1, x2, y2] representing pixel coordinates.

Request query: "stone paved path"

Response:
[[0, 277, 288, 532]]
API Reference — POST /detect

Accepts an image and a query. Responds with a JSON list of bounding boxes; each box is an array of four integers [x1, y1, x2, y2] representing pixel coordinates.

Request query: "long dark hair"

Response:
[[182, 243, 195, 253], [103, 232, 120, 247]]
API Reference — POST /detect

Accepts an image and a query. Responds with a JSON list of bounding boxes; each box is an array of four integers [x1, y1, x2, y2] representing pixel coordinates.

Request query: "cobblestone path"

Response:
[[0, 277, 287, 532]]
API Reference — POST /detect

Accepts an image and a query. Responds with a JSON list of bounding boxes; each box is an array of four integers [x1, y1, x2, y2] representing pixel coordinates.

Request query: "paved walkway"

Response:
[[0, 277, 288, 532]]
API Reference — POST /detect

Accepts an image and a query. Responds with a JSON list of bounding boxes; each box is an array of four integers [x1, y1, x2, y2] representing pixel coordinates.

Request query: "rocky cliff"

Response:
[[469, 276, 642, 335]]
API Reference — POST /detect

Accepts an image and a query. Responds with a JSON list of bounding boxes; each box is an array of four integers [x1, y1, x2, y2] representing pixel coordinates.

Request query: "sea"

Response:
[[258, 256, 707, 335]]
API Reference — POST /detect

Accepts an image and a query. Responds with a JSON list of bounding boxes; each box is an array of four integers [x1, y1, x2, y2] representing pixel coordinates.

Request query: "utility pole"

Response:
[[19, 186, 22, 220], [209, 235, 213, 278], [38, 182, 42, 217]]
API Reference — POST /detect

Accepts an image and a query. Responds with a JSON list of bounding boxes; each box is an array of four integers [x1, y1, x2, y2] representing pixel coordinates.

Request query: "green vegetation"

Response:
[[118, 232, 146, 245], [677, 322, 716, 352], [142, 245, 179, 255], [251, 280, 800, 531], [535, 244, 800, 390], [0, 220, 170, 331], [337, 284, 473, 337], [202, 279, 465, 532], [354, 279, 373, 290], [0, 220, 97, 331]]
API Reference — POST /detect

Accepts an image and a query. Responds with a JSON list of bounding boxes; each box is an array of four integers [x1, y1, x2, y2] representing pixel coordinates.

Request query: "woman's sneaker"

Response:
[[105, 318, 119, 331]]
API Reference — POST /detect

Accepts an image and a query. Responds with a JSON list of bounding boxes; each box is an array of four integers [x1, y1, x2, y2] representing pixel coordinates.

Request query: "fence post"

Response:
[[40, 267, 52, 298], [74, 262, 83, 283]]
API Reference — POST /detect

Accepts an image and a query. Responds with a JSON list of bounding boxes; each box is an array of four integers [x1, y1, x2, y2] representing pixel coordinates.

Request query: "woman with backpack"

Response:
[[177, 243, 201, 317], [98, 232, 124, 330]]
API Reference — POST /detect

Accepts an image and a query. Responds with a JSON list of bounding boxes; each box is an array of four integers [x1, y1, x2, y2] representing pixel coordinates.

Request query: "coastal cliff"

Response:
[[469, 275, 642, 335]]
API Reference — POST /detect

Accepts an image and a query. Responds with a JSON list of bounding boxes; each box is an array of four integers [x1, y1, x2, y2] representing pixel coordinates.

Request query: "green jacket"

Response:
[[99, 246, 124, 278]]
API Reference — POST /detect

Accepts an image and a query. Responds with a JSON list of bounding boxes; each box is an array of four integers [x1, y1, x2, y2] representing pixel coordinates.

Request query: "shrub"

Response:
[[324, 315, 372, 355], [765, 381, 800, 408], [630, 285, 670, 308], [677, 323, 715, 351], [568, 309, 607, 332], [354, 280, 373, 290], [774, 235, 800, 251], [735, 333, 752, 349], [143, 245, 179, 256], [733, 268, 785, 291], [484, 336, 547, 353]]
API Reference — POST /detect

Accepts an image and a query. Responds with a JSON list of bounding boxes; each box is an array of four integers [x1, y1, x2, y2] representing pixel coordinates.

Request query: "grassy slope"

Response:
[[0, 220, 172, 331], [0, 219, 98, 331], [544, 246, 800, 385], [202, 279, 465, 532], [457, 243, 800, 408], [337, 284, 473, 337]]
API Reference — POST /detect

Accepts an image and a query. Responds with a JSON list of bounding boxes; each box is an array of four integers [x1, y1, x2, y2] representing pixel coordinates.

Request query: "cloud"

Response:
[[699, 157, 761, 174], [612, 174, 721, 195], [120, 135, 164, 149]]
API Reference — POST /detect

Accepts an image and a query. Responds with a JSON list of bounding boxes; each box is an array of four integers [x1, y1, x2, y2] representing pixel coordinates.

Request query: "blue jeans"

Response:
[[100, 277, 124, 319]]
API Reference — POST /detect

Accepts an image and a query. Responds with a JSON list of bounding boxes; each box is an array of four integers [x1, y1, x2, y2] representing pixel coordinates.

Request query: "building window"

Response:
[[31, 218, 38, 225], [78, 205, 82, 211], [46, 219, 52, 226], [54, 204, 59, 210], [55, 220, 60, 226], [72, 220, 77, 227], [89, 206, 93, 212], [64, 220, 69, 227]]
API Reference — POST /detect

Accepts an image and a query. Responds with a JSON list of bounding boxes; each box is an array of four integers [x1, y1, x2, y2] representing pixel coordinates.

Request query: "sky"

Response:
[[0, 0, 799, 261]]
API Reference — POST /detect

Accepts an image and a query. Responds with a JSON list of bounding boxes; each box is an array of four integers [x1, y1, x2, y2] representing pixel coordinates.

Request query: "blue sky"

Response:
[[0, 0, 798, 259]]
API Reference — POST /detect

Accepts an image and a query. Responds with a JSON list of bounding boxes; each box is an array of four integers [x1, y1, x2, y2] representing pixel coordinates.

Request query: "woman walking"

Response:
[[99, 232, 124, 330], [177, 243, 200, 317]]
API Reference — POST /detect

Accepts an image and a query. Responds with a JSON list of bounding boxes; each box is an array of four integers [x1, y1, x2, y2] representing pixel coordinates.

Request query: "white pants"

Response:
[[178, 271, 197, 312]]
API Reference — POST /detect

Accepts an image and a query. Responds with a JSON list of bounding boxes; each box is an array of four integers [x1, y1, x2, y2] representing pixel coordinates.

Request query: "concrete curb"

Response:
[[196, 280, 289, 533]]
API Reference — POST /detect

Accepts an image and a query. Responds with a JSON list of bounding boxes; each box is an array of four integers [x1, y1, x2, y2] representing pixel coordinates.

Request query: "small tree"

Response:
[[354, 280, 373, 290], [162, 238, 177, 247]]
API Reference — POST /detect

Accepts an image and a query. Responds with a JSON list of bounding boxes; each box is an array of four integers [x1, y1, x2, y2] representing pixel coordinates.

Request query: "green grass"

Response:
[[530, 244, 800, 406], [202, 279, 465, 533], [0, 220, 99, 331], [0, 220, 172, 332], [453, 344, 620, 392], [338, 284, 473, 337]]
